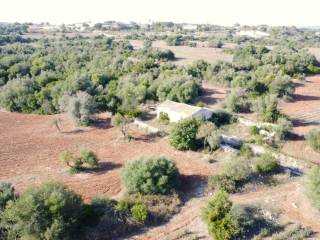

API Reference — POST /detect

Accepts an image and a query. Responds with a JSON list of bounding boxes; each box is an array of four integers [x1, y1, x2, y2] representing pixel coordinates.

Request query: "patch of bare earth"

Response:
[[196, 81, 229, 108], [130, 40, 233, 65], [129, 182, 211, 240], [232, 181, 320, 238], [279, 75, 320, 163], [0, 111, 213, 202]]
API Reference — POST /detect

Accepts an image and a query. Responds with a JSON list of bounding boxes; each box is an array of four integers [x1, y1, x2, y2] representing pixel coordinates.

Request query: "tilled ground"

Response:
[[279, 75, 320, 163], [0, 111, 213, 202], [2, 110, 320, 239]]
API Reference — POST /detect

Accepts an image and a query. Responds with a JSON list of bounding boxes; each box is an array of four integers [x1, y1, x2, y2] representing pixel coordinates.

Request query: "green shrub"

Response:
[[207, 131, 221, 152], [208, 39, 223, 48], [1, 182, 83, 240], [159, 111, 170, 124], [250, 126, 260, 135], [196, 122, 217, 149], [239, 144, 254, 159], [131, 203, 148, 223], [208, 175, 237, 193], [80, 149, 99, 168], [60, 150, 75, 166], [274, 117, 293, 141], [307, 64, 320, 74], [209, 157, 253, 193], [202, 191, 237, 240], [225, 91, 250, 113], [121, 156, 179, 195], [306, 129, 320, 151], [0, 182, 16, 211], [255, 94, 280, 123], [304, 166, 320, 210], [60, 149, 99, 172], [170, 118, 201, 150], [115, 200, 130, 213], [272, 224, 313, 240], [255, 153, 280, 174], [224, 157, 252, 182], [59, 91, 96, 126]]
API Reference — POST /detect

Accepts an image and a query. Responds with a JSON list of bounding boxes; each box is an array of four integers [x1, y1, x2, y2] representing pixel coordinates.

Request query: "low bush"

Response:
[[207, 131, 221, 152], [1, 182, 83, 240], [224, 157, 253, 182], [306, 129, 320, 151], [225, 91, 251, 113], [158, 111, 170, 124], [272, 224, 313, 240], [255, 94, 280, 123], [170, 118, 202, 150], [196, 122, 217, 150], [255, 153, 280, 174], [59, 149, 100, 173], [202, 191, 236, 240], [80, 149, 99, 168], [209, 157, 252, 193], [304, 166, 320, 210], [208, 175, 237, 193], [121, 156, 179, 195], [131, 203, 148, 223], [208, 39, 223, 48], [202, 191, 251, 240], [239, 144, 254, 159], [274, 117, 293, 141], [250, 126, 260, 135], [0, 182, 16, 211]]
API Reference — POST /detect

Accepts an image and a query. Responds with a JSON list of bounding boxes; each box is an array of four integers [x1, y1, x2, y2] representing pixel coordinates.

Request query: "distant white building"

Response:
[[236, 30, 270, 39], [182, 24, 198, 31], [156, 100, 213, 123]]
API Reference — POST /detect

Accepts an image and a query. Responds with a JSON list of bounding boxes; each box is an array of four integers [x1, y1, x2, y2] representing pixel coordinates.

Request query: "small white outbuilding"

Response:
[[156, 100, 213, 123]]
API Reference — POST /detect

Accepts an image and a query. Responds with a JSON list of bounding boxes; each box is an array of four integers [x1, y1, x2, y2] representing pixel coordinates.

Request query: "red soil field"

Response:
[[279, 75, 320, 163], [0, 111, 214, 201]]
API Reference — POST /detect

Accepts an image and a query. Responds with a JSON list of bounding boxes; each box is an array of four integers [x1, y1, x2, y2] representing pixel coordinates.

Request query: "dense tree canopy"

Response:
[[0, 36, 202, 116]]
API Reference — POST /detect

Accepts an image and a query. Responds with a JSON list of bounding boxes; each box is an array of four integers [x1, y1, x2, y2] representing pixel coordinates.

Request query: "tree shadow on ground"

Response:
[[178, 174, 208, 201], [61, 129, 85, 134], [173, 57, 186, 62], [92, 117, 112, 129], [291, 94, 320, 102], [131, 133, 163, 143], [292, 119, 320, 128], [83, 162, 122, 175], [241, 206, 286, 239], [286, 131, 305, 141]]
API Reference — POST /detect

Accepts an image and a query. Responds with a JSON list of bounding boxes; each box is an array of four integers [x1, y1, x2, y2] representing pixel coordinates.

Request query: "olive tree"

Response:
[[59, 91, 95, 126], [121, 156, 179, 195], [1, 182, 83, 240], [170, 118, 202, 150]]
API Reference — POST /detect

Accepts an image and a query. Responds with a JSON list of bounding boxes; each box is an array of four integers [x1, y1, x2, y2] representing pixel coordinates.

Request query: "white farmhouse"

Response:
[[156, 100, 213, 123], [236, 30, 270, 39]]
